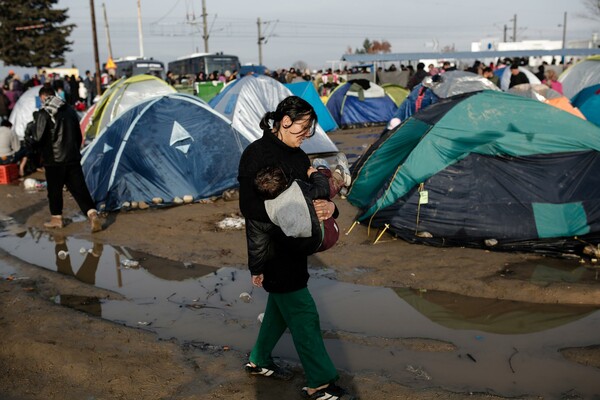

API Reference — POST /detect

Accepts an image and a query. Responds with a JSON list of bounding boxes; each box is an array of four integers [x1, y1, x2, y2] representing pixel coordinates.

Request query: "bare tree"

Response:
[[580, 0, 600, 20]]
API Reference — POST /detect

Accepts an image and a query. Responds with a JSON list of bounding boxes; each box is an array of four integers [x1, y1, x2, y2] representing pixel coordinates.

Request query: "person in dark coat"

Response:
[[407, 62, 428, 90], [31, 86, 102, 232], [508, 64, 529, 88], [238, 96, 354, 400]]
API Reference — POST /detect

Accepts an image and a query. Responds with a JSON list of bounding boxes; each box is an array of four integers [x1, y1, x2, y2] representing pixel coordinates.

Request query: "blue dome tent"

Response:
[[326, 79, 397, 128], [82, 93, 251, 211]]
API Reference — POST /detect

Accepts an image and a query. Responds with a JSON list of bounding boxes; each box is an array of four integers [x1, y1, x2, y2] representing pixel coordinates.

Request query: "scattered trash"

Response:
[[216, 216, 245, 230], [137, 321, 152, 326], [499, 267, 514, 276], [508, 347, 519, 373], [415, 231, 433, 238], [223, 345, 230, 351], [79, 247, 87, 255], [484, 238, 498, 247], [57, 250, 68, 260], [198, 197, 217, 204], [406, 365, 431, 380], [222, 189, 239, 201], [120, 259, 140, 268], [583, 244, 600, 258], [183, 262, 193, 268], [475, 335, 485, 341], [23, 178, 46, 191], [466, 353, 477, 362], [122, 201, 131, 208], [239, 292, 252, 303], [257, 313, 264, 323]]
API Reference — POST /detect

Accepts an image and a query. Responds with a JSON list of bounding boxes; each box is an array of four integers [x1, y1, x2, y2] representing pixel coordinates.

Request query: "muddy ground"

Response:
[[0, 128, 599, 400]]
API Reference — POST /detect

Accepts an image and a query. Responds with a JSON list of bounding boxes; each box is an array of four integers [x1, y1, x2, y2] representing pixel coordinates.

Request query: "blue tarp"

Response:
[[285, 81, 338, 132], [326, 80, 397, 128], [82, 93, 251, 211], [392, 83, 439, 122]]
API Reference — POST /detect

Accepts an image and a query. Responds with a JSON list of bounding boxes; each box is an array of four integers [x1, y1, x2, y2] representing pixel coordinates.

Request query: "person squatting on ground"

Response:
[[238, 95, 354, 399], [0, 120, 27, 175], [30, 86, 102, 233], [252, 153, 351, 261]]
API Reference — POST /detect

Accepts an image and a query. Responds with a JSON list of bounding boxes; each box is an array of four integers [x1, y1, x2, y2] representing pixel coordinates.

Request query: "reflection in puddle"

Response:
[[1, 226, 600, 398], [55, 294, 103, 316], [394, 288, 598, 334], [501, 258, 599, 285]]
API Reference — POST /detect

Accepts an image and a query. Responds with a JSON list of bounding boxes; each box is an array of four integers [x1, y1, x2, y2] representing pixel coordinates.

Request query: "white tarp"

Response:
[[559, 57, 600, 99], [8, 85, 42, 139]]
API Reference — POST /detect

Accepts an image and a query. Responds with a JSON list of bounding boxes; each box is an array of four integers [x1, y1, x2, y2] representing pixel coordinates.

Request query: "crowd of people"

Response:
[[0, 72, 103, 234], [0, 52, 579, 238], [173, 55, 576, 103]]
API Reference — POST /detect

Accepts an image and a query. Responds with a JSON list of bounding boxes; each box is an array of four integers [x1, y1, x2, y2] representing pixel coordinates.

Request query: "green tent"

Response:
[[347, 90, 600, 254], [85, 75, 176, 140], [382, 83, 409, 106]]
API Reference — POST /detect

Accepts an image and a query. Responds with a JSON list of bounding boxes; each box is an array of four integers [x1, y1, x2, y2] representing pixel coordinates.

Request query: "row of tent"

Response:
[[344, 58, 600, 256], [8, 56, 600, 256], [9, 73, 402, 212]]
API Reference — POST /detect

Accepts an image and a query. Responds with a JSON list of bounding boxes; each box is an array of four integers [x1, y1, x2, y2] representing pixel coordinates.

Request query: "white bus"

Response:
[[167, 53, 241, 80]]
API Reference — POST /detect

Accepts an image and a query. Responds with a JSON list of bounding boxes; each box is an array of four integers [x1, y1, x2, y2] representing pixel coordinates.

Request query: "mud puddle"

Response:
[[1, 225, 599, 398]]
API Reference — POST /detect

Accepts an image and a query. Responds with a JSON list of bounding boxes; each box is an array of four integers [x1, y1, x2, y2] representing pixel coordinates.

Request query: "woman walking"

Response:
[[238, 96, 354, 399]]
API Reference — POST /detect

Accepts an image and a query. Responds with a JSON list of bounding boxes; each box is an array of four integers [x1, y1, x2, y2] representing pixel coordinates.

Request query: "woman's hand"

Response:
[[252, 274, 264, 287], [313, 199, 335, 221]]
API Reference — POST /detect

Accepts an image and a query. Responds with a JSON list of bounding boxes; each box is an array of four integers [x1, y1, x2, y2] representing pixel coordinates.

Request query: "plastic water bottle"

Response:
[[120, 259, 139, 268]]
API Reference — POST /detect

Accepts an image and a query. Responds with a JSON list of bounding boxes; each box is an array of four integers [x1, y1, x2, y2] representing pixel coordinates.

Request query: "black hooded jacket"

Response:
[[33, 99, 82, 166]]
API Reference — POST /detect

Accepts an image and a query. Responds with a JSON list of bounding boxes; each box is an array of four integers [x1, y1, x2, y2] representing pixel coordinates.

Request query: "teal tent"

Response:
[[571, 84, 600, 127], [347, 90, 600, 255], [285, 81, 338, 132]]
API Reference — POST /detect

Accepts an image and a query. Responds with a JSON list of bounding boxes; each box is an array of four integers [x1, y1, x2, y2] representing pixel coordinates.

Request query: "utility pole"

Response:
[[512, 14, 517, 42], [257, 17, 265, 65], [202, 0, 209, 53], [503, 24, 507, 42], [137, 0, 144, 58], [562, 11, 567, 49], [89, 0, 102, 96], [102, 2, 113, 60], [561, 11, 567, 64]]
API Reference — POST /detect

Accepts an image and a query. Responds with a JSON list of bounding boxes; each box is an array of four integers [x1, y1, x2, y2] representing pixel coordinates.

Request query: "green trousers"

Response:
[[249, 287, 339, 388]]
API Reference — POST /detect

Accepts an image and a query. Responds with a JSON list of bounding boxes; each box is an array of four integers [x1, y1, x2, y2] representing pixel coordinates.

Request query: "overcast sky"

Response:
[[3, 0, 599, 76]]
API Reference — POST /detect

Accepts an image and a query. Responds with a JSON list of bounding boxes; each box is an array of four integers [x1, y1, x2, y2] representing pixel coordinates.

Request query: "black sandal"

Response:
[[244, 362, 294, 380]]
